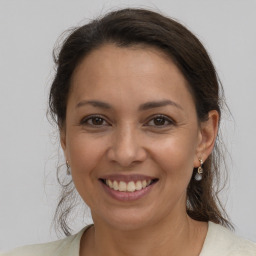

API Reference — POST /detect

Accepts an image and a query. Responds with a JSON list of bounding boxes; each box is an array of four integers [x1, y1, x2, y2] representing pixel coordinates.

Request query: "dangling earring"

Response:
[[195, 159, 203, 181], [66, 161, 71, 175]]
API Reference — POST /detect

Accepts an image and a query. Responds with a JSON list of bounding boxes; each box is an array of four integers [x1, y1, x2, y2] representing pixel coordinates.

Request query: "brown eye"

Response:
[[91, 117, 104, 125], [81, 115, 109, 127], [153, 117, 166, 126], [146, 115, 173, 127]]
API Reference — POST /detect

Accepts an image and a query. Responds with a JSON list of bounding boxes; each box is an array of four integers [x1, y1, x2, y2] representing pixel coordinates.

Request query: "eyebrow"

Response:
[[138, 100, 183, 111], [76, 99, 183, 111], [76, 100, 111, 109]]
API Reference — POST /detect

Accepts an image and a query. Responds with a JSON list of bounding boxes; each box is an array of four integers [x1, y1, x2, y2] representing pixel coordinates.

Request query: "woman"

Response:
[[3, 8, 256, 256]]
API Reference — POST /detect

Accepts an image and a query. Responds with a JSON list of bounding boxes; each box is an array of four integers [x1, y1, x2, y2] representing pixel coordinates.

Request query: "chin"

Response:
[[92, 207, 161, 231]]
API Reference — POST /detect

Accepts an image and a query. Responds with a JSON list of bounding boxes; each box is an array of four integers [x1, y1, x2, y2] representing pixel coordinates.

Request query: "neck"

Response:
[[80, 214, 207, 256]]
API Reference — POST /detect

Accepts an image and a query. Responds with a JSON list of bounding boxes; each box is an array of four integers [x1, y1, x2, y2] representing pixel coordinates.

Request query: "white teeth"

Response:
[[127, 181, 136, 192], [135, 181, 142, 190], [105, 179, 153, 192], [113, 180, 119, 190], [119, 181, 127, 192], [108, 180, 113, 188]]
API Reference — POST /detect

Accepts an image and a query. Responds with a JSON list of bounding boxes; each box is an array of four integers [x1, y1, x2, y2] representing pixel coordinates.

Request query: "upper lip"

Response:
[[99, 174, 158, 182]]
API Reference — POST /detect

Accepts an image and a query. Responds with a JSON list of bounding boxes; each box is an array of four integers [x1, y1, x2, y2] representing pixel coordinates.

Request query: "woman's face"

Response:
[[61, 44, 204, 230]]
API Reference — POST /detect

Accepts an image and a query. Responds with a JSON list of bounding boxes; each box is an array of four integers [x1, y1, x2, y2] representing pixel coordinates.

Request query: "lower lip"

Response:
[[101, 182, 156, 201]]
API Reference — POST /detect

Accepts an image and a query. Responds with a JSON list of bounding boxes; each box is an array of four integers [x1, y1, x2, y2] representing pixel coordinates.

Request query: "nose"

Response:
[[107, 125, 147, 167]]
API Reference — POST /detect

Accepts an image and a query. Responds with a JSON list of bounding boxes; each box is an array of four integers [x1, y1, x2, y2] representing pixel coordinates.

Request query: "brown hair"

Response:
[[49, 8, 232, 236]]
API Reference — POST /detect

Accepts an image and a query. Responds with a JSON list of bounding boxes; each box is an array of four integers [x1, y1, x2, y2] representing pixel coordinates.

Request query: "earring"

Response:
[[195, 159, 203, 181], [66, 161, 71, 175]]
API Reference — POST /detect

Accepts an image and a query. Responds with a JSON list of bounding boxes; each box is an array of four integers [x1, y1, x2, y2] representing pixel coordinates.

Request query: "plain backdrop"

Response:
[[0, 0, 256, 252]]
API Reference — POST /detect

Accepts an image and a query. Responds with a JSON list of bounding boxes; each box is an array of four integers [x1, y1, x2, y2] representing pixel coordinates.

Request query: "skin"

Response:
[[61, 44, 219, 256]]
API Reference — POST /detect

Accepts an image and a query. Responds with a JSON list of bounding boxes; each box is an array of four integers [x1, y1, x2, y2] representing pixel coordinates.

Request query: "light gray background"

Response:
[[0, 0, 256, 252]]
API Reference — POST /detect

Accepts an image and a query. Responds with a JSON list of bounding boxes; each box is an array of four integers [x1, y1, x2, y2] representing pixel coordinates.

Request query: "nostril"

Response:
[[106, 145, 147, 167]]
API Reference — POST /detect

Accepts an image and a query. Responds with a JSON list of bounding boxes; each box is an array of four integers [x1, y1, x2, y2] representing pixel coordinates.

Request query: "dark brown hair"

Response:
[[49, 8, 232, 236]]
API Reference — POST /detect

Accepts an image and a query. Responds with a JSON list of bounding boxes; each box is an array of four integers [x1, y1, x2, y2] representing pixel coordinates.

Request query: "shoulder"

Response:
[[200, 222, 256, 256], [0, 227, 87, 256]]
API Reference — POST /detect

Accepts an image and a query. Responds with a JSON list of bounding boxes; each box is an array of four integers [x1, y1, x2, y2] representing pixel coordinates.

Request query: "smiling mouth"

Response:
[[100, 179, 158, 192]]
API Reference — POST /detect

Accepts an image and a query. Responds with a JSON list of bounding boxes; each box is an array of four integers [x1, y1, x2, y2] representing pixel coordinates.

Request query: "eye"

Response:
[[80, 115, 109, 127], [146, 115, 174, 127]]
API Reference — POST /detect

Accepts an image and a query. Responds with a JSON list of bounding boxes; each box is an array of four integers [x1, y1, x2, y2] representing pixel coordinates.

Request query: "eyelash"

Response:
[[145, 114, 175, 127], [80, 115, 109, 127], [80, 114, 175, 128]]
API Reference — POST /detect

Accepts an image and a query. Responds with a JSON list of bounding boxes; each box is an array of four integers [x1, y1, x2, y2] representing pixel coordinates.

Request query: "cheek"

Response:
[[149, 131, 198, 180], [66, 133, 105, 185]]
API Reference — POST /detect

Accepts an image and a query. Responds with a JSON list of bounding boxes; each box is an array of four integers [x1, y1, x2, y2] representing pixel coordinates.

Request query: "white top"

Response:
[[2, 222, 256, 256]]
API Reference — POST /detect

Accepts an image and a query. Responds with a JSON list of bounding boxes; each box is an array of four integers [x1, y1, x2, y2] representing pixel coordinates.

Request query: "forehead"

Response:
[[72, 43, 182, 80], [69, 44, 195, 110]]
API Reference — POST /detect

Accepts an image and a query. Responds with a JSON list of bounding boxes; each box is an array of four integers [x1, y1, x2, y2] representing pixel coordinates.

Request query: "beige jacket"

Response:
[[2, 222, 256, 256]]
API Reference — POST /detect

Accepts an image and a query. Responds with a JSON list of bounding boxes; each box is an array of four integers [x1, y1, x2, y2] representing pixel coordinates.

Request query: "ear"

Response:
[[194, 110, 219, 167], [60, 127, 68, 159]]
